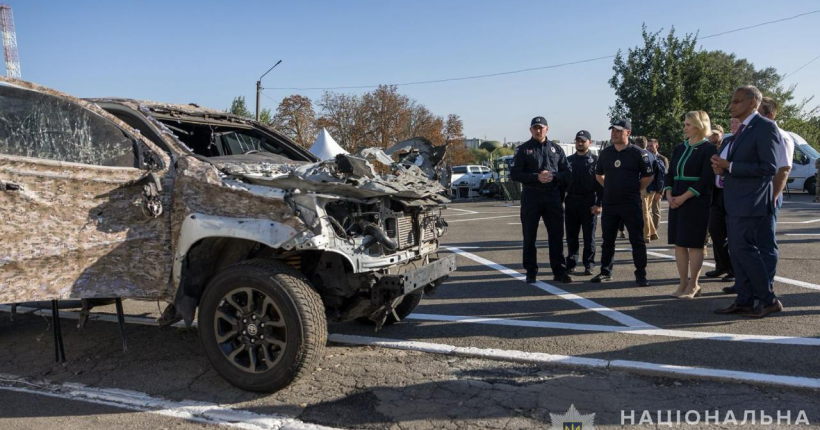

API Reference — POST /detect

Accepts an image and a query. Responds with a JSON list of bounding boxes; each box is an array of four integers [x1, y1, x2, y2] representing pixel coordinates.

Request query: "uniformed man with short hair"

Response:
[[592, 119, 654, 286], [565, 130, 603, 276], [510, 116, 572, 284]]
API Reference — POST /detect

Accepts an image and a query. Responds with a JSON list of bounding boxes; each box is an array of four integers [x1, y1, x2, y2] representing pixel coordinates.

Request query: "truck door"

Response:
[[0, 83, 173, 303]]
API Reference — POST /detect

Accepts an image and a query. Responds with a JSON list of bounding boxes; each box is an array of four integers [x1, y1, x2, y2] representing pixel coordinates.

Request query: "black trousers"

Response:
[[708, 188, 733, 275], [565, 194, 598, 270], [520, 188, 566, 277], [728, 215, 777, 307], [600, 203, 647, 279]]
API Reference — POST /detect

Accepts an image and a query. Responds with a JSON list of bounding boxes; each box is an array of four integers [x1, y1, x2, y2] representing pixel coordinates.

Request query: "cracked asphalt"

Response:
[[1, 193, 819, 429]]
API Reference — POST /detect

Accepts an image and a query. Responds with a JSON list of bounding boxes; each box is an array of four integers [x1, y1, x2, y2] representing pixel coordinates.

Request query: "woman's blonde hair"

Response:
[[684, 111, 712, 142]]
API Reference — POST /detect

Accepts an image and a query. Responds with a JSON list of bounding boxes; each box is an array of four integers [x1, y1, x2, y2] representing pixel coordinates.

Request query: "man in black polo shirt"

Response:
[[511, 116, 572, 284], [565, 130, 603, 276], [592, 119, 654, 286]]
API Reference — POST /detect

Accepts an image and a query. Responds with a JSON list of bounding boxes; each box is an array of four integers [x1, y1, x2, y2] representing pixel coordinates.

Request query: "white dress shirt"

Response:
[[776, 126, 794, 169]]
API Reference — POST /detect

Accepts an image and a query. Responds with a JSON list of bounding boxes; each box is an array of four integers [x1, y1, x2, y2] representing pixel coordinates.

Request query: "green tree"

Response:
[[227, 96, 253, 118], [610, 25, 819, 154], [258, 107, 274, 126]]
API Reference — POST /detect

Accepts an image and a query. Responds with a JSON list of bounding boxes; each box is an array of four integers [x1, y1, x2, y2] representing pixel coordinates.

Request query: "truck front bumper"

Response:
[[368, 254, 457, 295]]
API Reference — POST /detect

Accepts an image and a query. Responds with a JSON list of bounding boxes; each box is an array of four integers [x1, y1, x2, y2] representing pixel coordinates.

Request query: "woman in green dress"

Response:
[[664, 111, 718, 299]]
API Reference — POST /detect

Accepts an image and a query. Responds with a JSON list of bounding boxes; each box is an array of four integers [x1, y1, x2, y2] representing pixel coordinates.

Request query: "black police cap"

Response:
[[531, 117, 548, 127], [608, 118, 632, 131], [575, 130, 592, 141]]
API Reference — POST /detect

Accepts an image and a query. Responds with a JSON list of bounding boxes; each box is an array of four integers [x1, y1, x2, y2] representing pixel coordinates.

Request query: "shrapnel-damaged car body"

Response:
[[0, 77, 456, 392]]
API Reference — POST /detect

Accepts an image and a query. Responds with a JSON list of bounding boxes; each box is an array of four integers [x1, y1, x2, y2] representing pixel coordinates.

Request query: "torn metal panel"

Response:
[[209, 153, 304, 177], [169, 155, 310, 288], [355, 148, 395, 166], [385, 137, 448, 181], [0, 156, 173, 303], [335, 154, 375, 179], [240, 155, 449, 202]]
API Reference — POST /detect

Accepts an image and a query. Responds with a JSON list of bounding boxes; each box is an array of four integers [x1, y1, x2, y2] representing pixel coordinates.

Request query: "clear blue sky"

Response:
[[9, 0, 820, 144]]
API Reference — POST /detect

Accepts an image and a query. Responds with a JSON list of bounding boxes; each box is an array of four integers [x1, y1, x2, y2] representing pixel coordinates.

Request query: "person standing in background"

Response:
[[815, 158, 820, 202], [705, 124, 736, 286], [712, 86, 782, 318], [565, 130, 603, 276], [510, 116, 573, 284], [757, 97, 794, 292], [636, 136, 665, 242], [647, 139, 668, 234], [592, 119, 654, 286], [664, 111, 718, 299]]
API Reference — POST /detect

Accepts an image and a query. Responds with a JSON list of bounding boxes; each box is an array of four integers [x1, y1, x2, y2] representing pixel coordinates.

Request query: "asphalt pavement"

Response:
[[1, 193, 819, 429]]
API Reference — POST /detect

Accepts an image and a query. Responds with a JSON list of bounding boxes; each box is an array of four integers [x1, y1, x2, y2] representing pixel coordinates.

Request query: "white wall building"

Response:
[[463, 138, 482, 150]]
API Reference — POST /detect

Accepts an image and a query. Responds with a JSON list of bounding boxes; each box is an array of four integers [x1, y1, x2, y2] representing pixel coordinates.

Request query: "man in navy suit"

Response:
[[711, 85, 783, 318]]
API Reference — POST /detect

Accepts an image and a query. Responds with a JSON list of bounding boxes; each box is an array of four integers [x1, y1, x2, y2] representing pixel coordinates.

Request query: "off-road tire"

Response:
[[198, 259, 326, 392], [357, 290, 423, 326]]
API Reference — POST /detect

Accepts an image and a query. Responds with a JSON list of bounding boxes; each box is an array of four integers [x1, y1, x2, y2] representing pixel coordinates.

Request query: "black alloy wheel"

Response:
[[198, 259, 326, 392]]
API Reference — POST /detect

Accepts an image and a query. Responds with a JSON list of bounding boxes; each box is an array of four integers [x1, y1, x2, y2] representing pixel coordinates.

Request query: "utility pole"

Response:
[[256, 60, 282, 121]]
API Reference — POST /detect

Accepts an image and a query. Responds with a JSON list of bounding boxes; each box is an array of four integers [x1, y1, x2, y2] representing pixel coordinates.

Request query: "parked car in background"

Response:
[[787, 132, 819, 195], [450, 165, 491, 197]]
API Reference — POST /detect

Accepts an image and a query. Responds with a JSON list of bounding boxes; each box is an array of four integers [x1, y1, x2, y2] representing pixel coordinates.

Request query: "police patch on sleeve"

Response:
[[643, 153, 653, 173]]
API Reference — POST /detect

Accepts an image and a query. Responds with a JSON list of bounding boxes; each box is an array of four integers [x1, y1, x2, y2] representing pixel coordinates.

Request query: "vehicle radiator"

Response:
[[395, 213, 437, 250]]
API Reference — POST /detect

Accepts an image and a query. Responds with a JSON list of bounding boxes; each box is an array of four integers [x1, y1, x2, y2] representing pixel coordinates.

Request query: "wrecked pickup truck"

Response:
[[0, 77, 456, 392]]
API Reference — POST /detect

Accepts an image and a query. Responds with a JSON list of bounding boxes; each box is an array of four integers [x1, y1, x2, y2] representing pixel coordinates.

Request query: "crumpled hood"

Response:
[[219, 151, 449, 203], [209, 153, 306, 177]]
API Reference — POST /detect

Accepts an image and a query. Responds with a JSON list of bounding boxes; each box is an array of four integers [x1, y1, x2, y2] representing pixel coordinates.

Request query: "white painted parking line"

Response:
[[448, 211, 518, 217], [406, 313, 820, 346], [445, 247, 653, 328], [781, 201, 819, 205], [779, 218, 820, 224], [785, 233, 820, 236], [448, 215, 520, 223], [328, 334, 820, 390], [3, 307, 817, 391], [642, 249, 820, 291], [0, 373, 336, 430], [5, 305, 815, 349], [447, 208, 480, 215]]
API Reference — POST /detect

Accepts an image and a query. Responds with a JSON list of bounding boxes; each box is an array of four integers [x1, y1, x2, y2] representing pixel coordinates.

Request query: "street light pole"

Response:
[[256, 60, 282, 121]]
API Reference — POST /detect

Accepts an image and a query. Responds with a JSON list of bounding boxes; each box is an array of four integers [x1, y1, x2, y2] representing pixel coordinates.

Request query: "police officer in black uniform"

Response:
[[565, 130, 603, 276], [511, 116, 572, 284], [592, 119, 654, 286]]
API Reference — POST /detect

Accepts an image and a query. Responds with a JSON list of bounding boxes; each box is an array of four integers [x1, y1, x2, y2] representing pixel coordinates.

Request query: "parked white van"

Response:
[[788, 132, 819, 195], [451, 165, 491, 197]]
